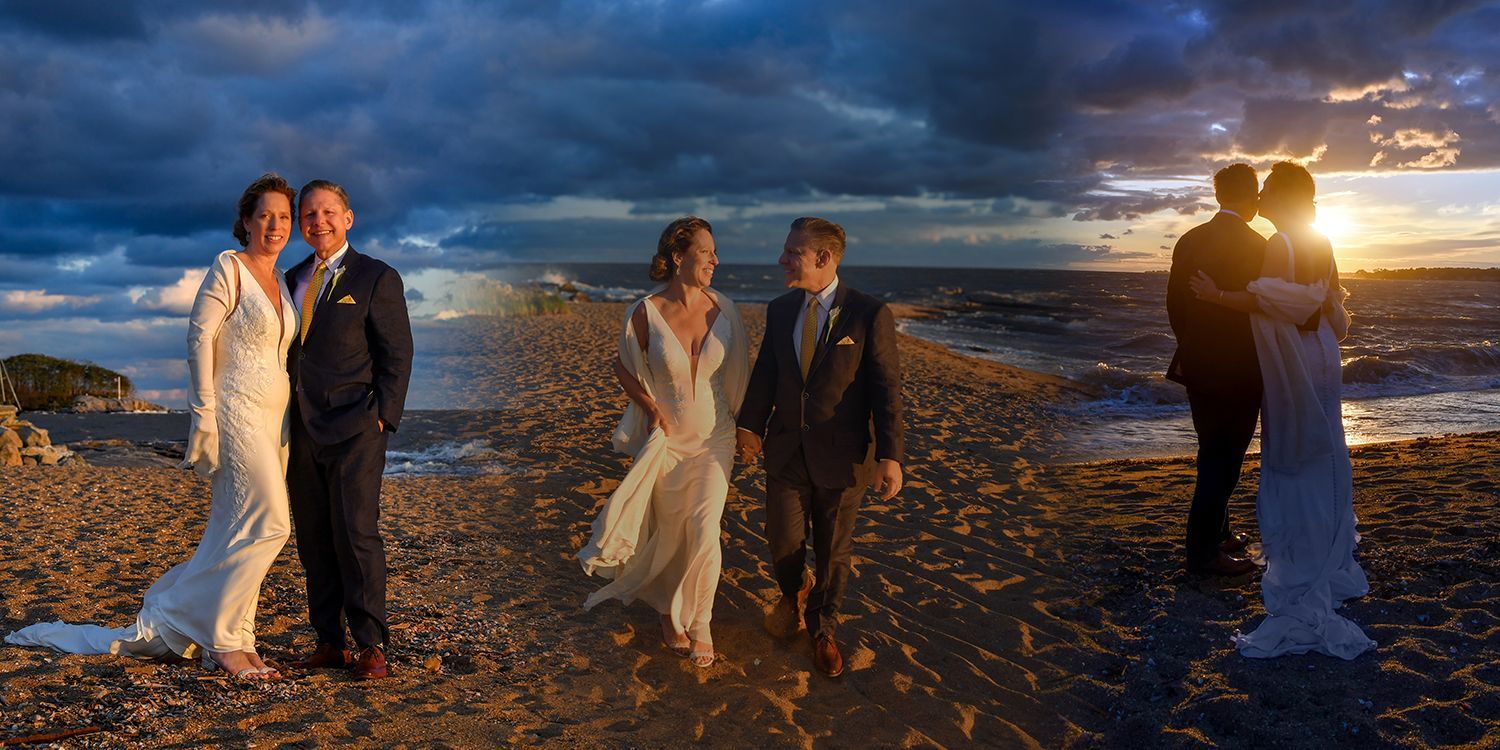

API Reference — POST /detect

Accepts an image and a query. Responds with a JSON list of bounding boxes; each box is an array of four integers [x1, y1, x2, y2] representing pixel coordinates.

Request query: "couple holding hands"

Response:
[[578, 216, 905, 677], [7, 174, 412, 680]]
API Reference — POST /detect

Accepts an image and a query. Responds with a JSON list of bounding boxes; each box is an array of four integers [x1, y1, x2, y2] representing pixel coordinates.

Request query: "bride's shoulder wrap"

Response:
[[609, 287, 749, 456], [179, 251, 242, 479], [1246, 275, 1334, 471], [610, 291, 661, 456]]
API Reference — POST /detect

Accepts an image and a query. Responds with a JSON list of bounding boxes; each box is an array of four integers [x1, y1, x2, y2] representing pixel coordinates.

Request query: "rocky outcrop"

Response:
[[65, 395, 167, 413], [0, 415, 84, 467], [0, 426, 21, 467], [20, 445, 66, 466]]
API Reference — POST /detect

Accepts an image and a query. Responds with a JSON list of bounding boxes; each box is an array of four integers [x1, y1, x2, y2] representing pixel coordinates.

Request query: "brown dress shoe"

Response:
[[812, 633, 843, 678], [351, 645, 389, 680], [764, 575, 816, 640], [290, 643, 352, 670], [1195, 552, 1256, 577], [1220, 533, 1251, 556]]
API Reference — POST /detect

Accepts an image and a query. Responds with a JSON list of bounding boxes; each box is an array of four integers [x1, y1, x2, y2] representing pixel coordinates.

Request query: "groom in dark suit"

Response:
[[1167, 164, 1263, 577], [286, 180, 413, 679], [737, 217, 904, 678]]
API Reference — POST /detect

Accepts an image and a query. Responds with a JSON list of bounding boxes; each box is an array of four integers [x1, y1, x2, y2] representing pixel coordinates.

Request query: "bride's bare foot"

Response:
[[204, 650, 266, 680], [659, 614, 690, 657]]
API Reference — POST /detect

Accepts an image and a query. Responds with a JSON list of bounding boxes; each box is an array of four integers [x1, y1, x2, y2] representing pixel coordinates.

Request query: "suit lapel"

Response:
[[806, 284, 852, 381]]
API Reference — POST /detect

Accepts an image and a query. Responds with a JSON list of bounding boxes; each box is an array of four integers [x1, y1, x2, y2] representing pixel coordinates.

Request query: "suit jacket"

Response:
[[287, 246, 414, 445], [738, 283, 904, 488], [1166, 212, 1265, 395]]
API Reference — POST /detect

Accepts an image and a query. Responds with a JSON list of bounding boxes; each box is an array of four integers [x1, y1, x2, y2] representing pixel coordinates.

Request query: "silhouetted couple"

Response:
[[1168, 162, 1374, 660]]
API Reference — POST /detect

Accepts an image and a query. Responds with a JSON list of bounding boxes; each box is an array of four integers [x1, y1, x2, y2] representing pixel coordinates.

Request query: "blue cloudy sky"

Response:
[[2, 0, 1498, 401]]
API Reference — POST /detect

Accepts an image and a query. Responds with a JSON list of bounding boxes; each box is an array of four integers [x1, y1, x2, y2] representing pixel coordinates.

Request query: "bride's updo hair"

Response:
[[650, 216, 712, 282], [1261, 161, 1317, 225]]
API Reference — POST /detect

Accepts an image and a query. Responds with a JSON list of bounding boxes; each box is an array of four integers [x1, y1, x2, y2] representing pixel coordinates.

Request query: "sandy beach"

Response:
[[0, 302, 1496, 748]]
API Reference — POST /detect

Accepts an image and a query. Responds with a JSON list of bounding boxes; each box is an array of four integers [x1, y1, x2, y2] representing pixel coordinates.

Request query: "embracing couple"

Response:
[[1168, 162, 1374, 660], [577, 216, 904, 677], [6, 174, 413, 680]]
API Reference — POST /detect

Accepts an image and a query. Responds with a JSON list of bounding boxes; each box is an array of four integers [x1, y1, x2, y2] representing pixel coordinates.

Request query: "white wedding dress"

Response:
[[1233, 233, 1374, 660], [6, 251, 295, 658], [577, 291, 748, 643]]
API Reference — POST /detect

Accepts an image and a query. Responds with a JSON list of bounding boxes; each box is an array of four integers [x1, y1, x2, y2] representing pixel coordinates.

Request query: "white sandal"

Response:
[[689, 641, 715, 668], [659, 616, 691, 657], [201, 652, 267, 681]]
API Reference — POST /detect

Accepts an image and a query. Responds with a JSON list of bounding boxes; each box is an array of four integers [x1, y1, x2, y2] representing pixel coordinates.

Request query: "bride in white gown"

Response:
[[577, 217, 748, 668], [6, 174, 299, 679], [1191, 161, 1375, 660]]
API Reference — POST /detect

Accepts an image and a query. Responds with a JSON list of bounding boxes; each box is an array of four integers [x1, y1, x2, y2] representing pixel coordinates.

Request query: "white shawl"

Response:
[[578, 288, 750, 579], [1247, 276, 1334, 472]]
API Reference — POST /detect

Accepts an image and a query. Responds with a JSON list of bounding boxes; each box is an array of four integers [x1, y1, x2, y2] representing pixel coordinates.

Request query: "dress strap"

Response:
[[1275, 231, 1296, 282], [225, 253, 244, 318]]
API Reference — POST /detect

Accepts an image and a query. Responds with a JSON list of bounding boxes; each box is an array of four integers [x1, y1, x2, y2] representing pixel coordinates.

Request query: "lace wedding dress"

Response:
[[1233, 233, 1374, 660], [7, 251, 295, 658], [577, 290, 748, 643]]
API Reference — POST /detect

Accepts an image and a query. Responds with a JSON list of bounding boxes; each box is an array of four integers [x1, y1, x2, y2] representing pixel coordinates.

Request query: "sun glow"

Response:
[[1313, 205, 1355, 249]]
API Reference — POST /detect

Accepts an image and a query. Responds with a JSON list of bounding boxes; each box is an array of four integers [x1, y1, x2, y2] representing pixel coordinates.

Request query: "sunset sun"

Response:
[[1313, 204, 1355, 249]]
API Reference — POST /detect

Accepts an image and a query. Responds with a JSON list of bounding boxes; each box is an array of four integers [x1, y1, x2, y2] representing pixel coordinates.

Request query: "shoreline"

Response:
[[1054, 428, 1500, 467]]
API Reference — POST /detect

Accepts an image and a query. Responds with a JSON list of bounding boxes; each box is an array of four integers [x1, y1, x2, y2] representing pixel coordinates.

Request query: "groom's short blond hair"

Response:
[[790, 216, 846, 261], [298, 179, 351, 211]]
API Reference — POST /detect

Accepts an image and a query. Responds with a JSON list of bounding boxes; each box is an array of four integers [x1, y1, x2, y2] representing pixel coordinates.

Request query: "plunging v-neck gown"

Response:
[[7, 251, 295, 657], [582, 299, 736, 642]]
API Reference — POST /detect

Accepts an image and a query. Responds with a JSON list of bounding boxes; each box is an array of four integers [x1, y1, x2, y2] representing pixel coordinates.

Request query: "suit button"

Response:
[[801, 391, 809, 400], [801, 424, 809, 432]]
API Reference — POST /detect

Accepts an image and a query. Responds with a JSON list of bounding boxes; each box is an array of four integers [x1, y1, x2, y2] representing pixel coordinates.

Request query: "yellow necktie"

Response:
[[299, 262, 326, 344], [799, 295, 819, 379]]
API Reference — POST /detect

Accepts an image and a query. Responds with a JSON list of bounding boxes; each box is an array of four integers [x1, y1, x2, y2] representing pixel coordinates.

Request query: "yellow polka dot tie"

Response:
[[299, 262, 326, 344], [800, 295, 819, 379]]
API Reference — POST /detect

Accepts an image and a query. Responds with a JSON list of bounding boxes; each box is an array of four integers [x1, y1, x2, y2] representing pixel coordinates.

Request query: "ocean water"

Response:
[[460, 263, 1500, 462]]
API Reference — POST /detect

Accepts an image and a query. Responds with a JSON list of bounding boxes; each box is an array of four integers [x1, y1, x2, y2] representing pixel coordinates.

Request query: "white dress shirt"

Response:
[[792, 276, 840, 364], [291, 242, 350, 316]]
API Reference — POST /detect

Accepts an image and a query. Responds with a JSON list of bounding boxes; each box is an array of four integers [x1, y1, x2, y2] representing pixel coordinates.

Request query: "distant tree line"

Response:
[[1, 353, 132, 411], [1347, 267, 1500, 282]]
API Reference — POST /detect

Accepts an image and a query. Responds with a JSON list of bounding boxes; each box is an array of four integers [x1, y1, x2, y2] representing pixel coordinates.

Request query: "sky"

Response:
[[1, 0, 1498, 402]]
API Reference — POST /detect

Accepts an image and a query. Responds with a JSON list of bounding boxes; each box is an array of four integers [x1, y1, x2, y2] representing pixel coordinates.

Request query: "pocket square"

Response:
[[835, 336, 856, 345], [336, 295, 357, 305]]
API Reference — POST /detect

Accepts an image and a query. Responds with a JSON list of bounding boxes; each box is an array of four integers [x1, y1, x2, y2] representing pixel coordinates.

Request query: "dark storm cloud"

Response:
[[1074, 34, 1198, 110], [4, 1, 1496, 266], [0, 0, 149, 40], [1072, 191, 1211, 222], [4, 1, 1500, 397]]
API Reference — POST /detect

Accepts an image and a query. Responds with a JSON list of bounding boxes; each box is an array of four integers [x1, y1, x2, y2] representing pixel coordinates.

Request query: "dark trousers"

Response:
[[288, 403, 390, 650], [766, 445, 865, 638], [1185, 388, 1261, 569]]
